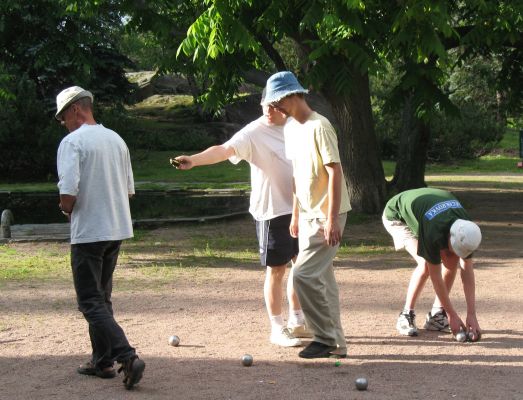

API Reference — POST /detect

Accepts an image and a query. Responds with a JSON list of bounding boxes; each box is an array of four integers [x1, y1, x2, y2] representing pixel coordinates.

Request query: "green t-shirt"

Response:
[[384, 188, 471, 264]]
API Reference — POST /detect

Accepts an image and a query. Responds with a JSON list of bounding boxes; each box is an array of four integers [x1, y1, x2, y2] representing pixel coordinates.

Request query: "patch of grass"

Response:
[[337, 243, 392, 256], [132, 150, 250, 186], [0, 182, 57, 192], [425, 174, 523, 189], [497, 126, 520, 150], [0, 245, 70, 281]]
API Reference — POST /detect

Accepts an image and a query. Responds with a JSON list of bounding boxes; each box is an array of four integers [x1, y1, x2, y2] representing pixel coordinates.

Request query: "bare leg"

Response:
[[403, 239, 430, 310], [265, 264, 302, 346], [264, 265, 286, 317], [286, 259, 301, 312]]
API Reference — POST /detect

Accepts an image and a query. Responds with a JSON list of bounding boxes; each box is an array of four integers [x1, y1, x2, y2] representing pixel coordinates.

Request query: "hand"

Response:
[[171, 155, 192, 170], [289, 215, 299, 238], [447, 311, 466, 335], [466, 314, 481, 342], [324, 218, 341, 247]]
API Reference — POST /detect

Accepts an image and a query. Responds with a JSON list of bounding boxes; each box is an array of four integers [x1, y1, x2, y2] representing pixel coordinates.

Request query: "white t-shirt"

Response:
[[225, 117, 293, 221], [57, 124, 134, 244]]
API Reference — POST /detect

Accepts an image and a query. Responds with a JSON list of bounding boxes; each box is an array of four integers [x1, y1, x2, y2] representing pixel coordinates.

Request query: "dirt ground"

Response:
[[0, 186, 522, 400]]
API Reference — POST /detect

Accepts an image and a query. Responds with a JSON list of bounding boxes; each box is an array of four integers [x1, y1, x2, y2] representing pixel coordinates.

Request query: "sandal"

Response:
[[118, 355, 145, 390], [77, 361, 116, 379]]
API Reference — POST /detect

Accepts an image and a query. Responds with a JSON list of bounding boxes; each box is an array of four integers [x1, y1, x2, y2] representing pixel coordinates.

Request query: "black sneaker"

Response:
[[118, 355, 145, 390], [424, 310, 451, 332], [298, 341, 337, 359]]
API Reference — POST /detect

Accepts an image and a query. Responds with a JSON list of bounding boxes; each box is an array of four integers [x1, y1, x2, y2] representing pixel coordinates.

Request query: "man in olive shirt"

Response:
[[264, 71, 351, 358], [382, 188, 482, 341]]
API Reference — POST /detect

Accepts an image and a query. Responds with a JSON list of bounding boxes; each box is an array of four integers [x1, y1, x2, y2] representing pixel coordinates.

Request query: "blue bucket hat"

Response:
[[262, 71, 308, 106]]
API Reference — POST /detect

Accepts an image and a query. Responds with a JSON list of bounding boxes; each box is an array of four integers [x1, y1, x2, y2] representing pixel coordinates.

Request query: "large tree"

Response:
[[387, 1, 523, 192], [59, 0, 523, 210], [177, 1, 388, 213]]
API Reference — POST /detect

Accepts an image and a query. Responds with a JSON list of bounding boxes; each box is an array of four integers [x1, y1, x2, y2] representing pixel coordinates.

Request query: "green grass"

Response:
[[1, 119, 520, 193], [131, 150, 250, 188], [0, 245, 70, 281]]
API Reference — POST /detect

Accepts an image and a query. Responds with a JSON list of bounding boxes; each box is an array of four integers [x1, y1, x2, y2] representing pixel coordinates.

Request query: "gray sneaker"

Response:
[[424, 310, 451, 332], [396, 311, 418, 336]]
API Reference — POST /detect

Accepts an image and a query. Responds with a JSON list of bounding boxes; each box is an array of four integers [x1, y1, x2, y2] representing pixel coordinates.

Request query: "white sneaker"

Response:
[[287, 324, 313, 338], [396, 311, 418, 336], [270, 327, 302, 347]]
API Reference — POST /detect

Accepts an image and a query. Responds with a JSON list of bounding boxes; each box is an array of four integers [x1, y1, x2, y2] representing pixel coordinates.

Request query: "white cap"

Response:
[[55, 86, 93, 120], [450, 219, 482, 258]]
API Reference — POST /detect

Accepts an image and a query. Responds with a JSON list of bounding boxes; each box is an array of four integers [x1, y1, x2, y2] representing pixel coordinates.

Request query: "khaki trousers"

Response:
[[292, 213, 347, 351]]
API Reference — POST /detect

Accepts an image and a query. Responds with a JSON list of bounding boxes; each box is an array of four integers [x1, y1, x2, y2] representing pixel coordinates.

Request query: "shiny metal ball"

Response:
[[241, 354, 253, 367], [455, 332, 467, 342], [355, 377, 368, 391], [168, 335, 180, 346]]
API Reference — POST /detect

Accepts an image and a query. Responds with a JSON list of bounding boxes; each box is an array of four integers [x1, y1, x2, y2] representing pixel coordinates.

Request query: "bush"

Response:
[[372, 58, 506, 161], [429, 103, 504, 161], [0, 71, 62, 181]]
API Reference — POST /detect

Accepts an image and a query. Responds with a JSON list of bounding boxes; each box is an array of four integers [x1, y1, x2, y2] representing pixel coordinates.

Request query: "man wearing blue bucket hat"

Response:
[[263, 71, 351, 358]]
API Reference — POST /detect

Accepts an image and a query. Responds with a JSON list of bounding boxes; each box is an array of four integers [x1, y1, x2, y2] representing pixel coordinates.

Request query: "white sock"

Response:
[[402, 308, 414, 314], [288, 309, 305, 327], [431, 306, 444, 316], [269, 314, 284, 333]]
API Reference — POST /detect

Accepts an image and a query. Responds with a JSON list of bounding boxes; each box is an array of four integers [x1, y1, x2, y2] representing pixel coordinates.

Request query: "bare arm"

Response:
[[290, 179, 299, 238], [324, 162, 342, 246], [427, 261, 465, 334], [59, 194, 76, 221], [174, 144, 235, 170], [460, 258, 481, 339]]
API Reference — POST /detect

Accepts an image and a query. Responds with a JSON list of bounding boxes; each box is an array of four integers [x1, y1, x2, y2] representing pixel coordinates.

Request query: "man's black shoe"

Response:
[[298, 341, 337, 359]]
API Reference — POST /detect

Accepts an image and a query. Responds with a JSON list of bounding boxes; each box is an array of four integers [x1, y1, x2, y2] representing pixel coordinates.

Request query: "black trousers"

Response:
[[71, 240, 135, 369]]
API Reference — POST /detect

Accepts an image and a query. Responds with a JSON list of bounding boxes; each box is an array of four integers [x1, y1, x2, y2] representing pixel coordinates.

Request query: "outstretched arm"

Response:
[[427, 262, 465, 334], [174, 144, 235, 170], [460, 258, 481, 340]]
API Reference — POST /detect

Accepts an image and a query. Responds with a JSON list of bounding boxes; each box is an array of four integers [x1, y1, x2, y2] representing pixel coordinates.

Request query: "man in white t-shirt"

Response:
[[56, 86, 145, 390], [174, 90, 310, 347]]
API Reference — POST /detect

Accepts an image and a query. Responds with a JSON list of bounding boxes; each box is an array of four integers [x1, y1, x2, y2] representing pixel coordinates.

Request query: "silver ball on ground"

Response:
[[241, 354, 253, 367], [455, 332, 467, 342], [168, 335, 180, 346], [467, 331, 481, 342], [355, 377, 368, 391]]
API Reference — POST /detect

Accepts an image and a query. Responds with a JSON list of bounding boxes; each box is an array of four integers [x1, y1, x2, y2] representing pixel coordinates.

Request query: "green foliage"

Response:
[[429, 104, 504, 161], [0, 72, 63, 181], [118, 31, 165, 70], [373, 56, 505, 161], [0, 0, 138, 180]]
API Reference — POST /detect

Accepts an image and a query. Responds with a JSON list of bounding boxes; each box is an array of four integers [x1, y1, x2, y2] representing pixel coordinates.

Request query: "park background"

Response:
[[1, 1, 522, 399]]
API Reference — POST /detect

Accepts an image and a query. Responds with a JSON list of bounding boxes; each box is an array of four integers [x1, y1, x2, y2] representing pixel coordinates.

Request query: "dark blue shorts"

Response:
[[255, 214, 299, 267]]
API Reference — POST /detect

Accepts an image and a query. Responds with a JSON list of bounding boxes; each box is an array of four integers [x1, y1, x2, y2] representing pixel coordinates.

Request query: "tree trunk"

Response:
[[322, 72, 386, 214], [389, 93, 429, 192]]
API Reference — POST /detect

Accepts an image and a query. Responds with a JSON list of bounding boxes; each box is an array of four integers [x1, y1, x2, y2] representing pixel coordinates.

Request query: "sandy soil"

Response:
[[0, 186, 522, 400]]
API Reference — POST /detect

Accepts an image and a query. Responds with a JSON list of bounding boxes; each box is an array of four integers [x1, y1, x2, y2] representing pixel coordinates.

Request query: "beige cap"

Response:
[[450, 219, 482, 258], [55, 86, 93, 120]]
